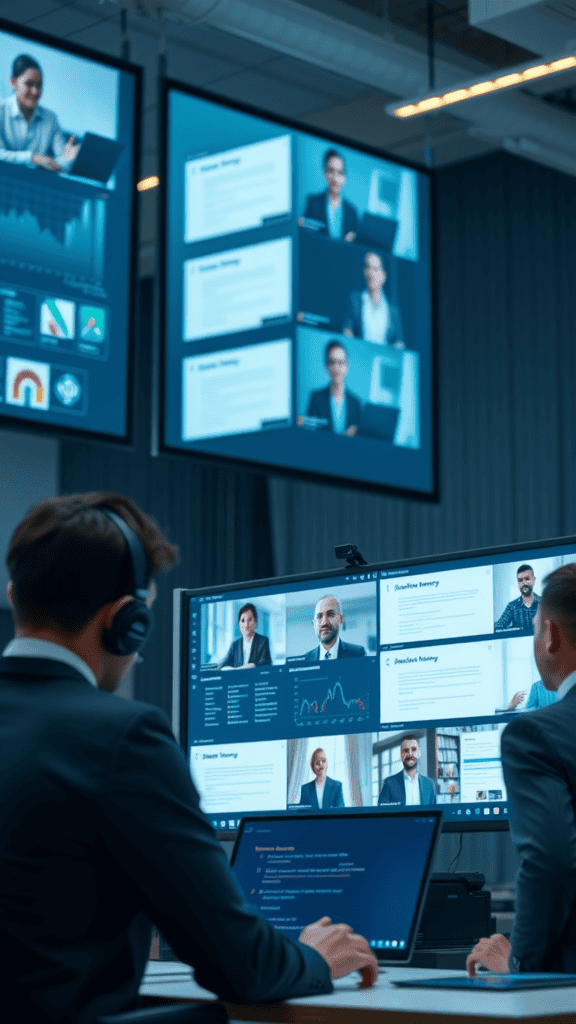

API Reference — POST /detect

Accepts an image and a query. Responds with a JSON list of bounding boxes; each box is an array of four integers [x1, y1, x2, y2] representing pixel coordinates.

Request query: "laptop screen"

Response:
[[231, 809, 442, 961]]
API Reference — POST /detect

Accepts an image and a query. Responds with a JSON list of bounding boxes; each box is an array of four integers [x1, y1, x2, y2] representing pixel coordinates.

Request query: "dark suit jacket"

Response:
[[220, 632, 271, 668], [303, 638, 366, 661], [306, 386, 362, 432], [342, 290, 404, 346], [502, 684, 576, 972], [299, 776, 345, 810], [303, 191, 358, 239], [378, 770, 437, 806], [0, 657, 331, 1022]]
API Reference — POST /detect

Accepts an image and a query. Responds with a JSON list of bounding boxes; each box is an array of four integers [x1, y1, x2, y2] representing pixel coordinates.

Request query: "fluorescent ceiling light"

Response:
[[388, 53, 576, 119]]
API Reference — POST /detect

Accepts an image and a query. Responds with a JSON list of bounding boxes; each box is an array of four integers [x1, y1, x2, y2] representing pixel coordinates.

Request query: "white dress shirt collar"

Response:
[[3, 638, 97, 687], [7, 94, 44, 124], [320, 636, 340, 660], [556, 669, 576, 702]]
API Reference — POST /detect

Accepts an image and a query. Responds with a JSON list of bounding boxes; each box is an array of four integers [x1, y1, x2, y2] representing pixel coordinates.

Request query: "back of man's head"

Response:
[[540, 563, 576, 648], [6, 491, 178, 635]]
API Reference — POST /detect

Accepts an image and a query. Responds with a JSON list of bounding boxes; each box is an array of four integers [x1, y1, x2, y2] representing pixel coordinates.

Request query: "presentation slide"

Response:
[[380, 641, 499, 724], [0, 27, 136, 439], [380, 566, 494, 646], [190, 740, 287, 815], [182, 338, 291, 441], [459, 727, 507, 803], [184, 135, 291, 243], [183, 238, 292, 342]]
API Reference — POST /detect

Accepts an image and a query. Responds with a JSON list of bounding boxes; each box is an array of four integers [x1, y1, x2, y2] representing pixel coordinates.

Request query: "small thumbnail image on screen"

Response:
[[285, 581, 377, 662], [492, 554, 574, 634], [287, 733, 372, 811], [296, 327, 419, 449], [296, 134, 419, 261], [200, 594, 286, 671]]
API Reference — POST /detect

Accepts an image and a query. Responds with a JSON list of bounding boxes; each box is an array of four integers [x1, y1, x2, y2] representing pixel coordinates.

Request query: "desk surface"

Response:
[[142, 961, 576, 1023]]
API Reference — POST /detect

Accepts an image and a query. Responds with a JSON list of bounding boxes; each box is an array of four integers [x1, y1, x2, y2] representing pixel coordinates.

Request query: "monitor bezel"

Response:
[[157, 76, 437, 501], [0, 16, 142, 448], [231, 808, 443, 963], [175, 531, 576, 836]]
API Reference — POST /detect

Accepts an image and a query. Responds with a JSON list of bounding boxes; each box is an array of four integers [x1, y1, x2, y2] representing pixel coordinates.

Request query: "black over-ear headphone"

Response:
[[98, 507, 153, 656]]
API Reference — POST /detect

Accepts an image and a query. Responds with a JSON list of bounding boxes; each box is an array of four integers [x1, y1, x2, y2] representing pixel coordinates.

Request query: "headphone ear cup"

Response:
[[102, 599, 153, 656]]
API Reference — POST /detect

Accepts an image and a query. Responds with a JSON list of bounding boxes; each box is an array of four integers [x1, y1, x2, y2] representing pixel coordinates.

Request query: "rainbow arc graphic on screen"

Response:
[[13, 369, 44, 404]]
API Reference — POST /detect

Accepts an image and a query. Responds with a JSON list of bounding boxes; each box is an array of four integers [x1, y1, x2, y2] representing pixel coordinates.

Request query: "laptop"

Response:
[[231, 809, 442, 963], [69, 133, 124, 184], [356, 212, 399, 251], [359, 403, 400, 442]]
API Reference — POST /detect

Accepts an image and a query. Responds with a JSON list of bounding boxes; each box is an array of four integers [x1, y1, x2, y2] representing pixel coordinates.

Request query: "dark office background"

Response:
[[54, 148, 575, 881]]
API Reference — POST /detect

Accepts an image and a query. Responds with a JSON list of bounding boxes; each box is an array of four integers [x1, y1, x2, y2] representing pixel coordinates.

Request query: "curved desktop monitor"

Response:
[[173, 533, 576, 835]]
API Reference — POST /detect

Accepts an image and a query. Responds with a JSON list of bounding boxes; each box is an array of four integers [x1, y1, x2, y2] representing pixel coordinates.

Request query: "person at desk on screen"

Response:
[[494, 563, 540, 633], [303, 594, 366, 660], [300, 148, 358, 242], [300, 748, 345, 810], [505, 678, 557, 712], [342, 251, 405, 348], [0, 492, 377, 1020], [0, 54, 80, 172], [378, 736, 437, 806], [305, 341, 362, 436], [467, 563, 576, 977], [217, 602, 271, 669]]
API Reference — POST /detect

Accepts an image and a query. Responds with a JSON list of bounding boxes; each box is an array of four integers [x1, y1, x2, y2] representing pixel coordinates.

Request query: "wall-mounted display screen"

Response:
[[163, 83, 433, 495], [174, 535, 576, 833], [0, 19, 138, 440]]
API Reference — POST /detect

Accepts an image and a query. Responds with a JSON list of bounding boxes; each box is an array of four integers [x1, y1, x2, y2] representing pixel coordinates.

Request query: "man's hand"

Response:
[[299, 916, 378, 986], [507, 691, 527, 710], [62, 135, 80, 164], [31, 154, 61, 172], [466, 934, 511, 976]]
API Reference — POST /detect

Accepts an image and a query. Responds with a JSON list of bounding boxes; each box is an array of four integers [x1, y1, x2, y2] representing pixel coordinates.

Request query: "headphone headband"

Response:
[[97, 507, 149, 600]]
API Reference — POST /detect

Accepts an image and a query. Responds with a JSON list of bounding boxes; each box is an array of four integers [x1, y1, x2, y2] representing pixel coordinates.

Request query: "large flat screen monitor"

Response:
[[161, 82, 433, 496], [174, 534, 576, 834], [0, 19, 139, 441]]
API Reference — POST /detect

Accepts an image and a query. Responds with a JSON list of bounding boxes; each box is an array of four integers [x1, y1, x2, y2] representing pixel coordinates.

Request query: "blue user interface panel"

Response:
[[0, 22, 137, 438], [164, 85, 432, 495], [182, 536, 576, 832], [231, 813, 439, 955]]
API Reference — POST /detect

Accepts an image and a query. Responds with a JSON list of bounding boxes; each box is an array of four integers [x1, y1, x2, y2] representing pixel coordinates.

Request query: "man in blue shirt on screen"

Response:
[[494, 564, 540, 632]]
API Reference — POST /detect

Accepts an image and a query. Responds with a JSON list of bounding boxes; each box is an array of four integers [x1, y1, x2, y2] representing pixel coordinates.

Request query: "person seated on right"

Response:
[[342, 251, 404, 348], [305, 340, 362, 436], [218, 602, 271, 669], [299, 748, 345, 810], [300, 148, 358, 242]]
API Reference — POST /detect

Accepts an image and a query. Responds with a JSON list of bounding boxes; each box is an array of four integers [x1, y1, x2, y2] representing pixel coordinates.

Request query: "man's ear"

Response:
[[100, 595, 134, 632], [548, 618, 563, 654], [7, 581, 14, 608]]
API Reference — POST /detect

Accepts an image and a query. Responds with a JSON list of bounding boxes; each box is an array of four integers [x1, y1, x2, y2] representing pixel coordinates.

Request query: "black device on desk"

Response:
[[69, 132, 123, 184], [231, 809, 442, 964], [356, 212, 398, 251], [358, 403, 399, 441], [415, 872, 491, 950]]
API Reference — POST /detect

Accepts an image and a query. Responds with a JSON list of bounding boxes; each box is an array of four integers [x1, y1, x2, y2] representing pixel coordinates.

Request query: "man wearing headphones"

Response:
[[0, 491, 377, 1023]]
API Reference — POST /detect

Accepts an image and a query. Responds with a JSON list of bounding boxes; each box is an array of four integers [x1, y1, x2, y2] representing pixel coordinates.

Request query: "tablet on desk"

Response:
[[393, 973, 576, 990]]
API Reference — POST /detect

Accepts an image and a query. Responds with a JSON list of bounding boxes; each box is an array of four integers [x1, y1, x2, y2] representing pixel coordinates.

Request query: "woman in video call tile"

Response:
[[217, 603, 272, 669], [0, 54, 80, 172], [342, 251, 405, 348], [299, 748, 345, 811], [305, 341, 362, 436], [299, 148, 359, 242]]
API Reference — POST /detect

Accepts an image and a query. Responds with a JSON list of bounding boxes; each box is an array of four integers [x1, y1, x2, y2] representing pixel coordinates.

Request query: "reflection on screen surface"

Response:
[[0, 27, 136, 438], [181, 537, 576, 831], [164, 86, 432, 494]]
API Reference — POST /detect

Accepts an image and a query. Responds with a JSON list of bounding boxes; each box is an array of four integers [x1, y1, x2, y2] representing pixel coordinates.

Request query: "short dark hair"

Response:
[[323, 148, 345, 171], [517, 564, 534, 576], [12, 55, 42, 79], [540, 564, 576, 646], [310, 747, 326, 771], [6, 491, 179, 635], [238, 602, 257, 624], [325, 340, 348, 363], [401, 734, 420, 748]]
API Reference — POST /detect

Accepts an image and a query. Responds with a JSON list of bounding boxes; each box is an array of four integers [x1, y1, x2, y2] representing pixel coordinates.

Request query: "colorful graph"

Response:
[[298, 680, 367, 718]]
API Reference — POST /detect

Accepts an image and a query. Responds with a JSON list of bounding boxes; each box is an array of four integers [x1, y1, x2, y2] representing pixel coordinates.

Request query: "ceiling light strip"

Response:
[[137, 176, 160, 192], [388, 53, 576, 119]]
